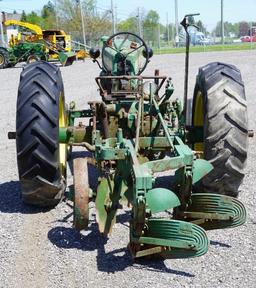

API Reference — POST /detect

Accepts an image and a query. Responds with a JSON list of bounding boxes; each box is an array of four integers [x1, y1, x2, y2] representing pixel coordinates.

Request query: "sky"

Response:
[[0, 0, 255, 31]]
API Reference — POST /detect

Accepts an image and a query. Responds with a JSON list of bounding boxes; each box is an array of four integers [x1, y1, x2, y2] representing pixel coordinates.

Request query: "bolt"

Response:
[[248, 130, 254, 137]]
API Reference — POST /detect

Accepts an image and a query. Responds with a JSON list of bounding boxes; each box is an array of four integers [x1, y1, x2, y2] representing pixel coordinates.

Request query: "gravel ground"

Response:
[[0, 50, 255, 288]]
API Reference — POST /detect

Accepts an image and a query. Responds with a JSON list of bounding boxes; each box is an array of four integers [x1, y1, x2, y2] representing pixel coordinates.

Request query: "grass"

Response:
[[153, 43, 256, 55]]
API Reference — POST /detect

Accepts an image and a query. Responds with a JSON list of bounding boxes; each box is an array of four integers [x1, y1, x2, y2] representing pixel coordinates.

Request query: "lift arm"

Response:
[[4, 19, 43, 36]]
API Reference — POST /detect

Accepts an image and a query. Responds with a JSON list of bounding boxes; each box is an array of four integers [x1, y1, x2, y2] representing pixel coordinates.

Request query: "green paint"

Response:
[[146, 188, 180, 213], [192, 159, 213, 184], [187, 193, 247, 230], [144, 219, 209, 258], [57, 31, 247, 260]]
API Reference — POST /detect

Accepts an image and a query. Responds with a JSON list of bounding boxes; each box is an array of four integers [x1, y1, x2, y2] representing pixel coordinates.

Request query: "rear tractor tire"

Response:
[[192, 62, 248, 197], [16, 61, 68, 207]]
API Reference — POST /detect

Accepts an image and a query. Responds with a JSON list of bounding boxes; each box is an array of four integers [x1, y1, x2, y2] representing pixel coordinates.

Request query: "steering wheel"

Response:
[[101, 32, 150, 75]]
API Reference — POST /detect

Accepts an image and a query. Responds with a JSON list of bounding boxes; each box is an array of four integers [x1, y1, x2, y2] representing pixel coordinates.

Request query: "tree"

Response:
[[56, 0, 111, 44], [20, 10, 27, 22], [42, 1, 55, 19], [143, 10, 160, 46], [41, 1, 56, 29], [117, 17, 138, 34], [239, 21, 249, 36], [81, 0, 97, 16], [26, 11, 44, 26], [195, 20, 208, 35], [164, 23, 175, 43], [213, 21, 239, 38]]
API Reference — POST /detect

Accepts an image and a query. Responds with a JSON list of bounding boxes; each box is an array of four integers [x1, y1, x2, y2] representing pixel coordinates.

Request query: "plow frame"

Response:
[[59, 74, 217, 258]]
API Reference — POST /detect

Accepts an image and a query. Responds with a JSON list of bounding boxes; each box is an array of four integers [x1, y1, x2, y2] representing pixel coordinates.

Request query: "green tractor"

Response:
[[0, 42, 47, 68], [0, 41, 76, 69], [9, 15, 249, 259]]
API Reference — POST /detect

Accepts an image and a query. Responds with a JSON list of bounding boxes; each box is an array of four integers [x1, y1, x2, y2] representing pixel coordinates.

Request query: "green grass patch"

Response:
[[154, 43, 256, 55]]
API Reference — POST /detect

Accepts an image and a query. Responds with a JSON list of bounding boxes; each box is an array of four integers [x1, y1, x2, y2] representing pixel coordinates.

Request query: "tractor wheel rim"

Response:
[[59, 92, 67, 176], [0, 55, 4, 65], [29, 58, 37, 63]]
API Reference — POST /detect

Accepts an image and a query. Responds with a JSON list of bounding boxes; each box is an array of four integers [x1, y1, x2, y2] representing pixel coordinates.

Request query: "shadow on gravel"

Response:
[[133, 260, 195, 277], [0, 151, 98, 215], [0, 180, 52, 214], [210, 240, 232, 248], [47, 223, 194, 277]]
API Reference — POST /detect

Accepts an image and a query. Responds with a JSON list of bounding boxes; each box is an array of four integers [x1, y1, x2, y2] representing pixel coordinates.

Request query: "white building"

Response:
[[0, 12, 21, 46]]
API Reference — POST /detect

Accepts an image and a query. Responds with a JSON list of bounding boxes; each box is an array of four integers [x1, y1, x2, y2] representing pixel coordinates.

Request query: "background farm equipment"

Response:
[[4, 19, 72, 52], [0, 42, 46, 68], [9, 15, 249, 260], [0, 19, 78, 67], [0, 40, 76, 68]]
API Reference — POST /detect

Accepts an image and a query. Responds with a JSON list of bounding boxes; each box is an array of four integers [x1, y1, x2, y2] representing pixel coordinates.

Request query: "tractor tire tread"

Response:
[[16, 61, 65, 207], [193, 62, 248, 197]]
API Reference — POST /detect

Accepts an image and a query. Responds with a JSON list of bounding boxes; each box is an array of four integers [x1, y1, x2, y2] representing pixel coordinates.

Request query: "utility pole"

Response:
[[137, 7, 142, 37], [157, 23, 161, 49], [114, 3, 117, 33], [221, 0, 224, 45], [111, 0, 116, 34], [250, 21, 253, 50], [79, 0, 86, 46], [175, 0, 179, 47], [166, 12, 170, 44], [0, 0, 5, 46]]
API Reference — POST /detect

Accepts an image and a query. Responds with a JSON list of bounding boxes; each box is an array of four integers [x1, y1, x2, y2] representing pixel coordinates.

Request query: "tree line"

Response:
[[16, 0, 255, 46]]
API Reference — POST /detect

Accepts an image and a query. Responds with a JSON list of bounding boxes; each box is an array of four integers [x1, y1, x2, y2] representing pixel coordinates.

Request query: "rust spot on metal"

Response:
[[73, 158, 89, 231]]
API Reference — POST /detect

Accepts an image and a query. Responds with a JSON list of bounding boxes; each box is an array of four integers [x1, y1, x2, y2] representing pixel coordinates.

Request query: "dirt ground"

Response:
[[0, 50, 255, 288]]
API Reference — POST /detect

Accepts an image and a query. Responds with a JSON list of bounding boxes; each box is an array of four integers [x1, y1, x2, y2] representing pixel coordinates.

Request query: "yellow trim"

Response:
[[193, 90, 204, 152], [59, 93, 67, 176], [0, 54, 4, 65], [4, 20, 72, 53], [4, 19, 43, 35]]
